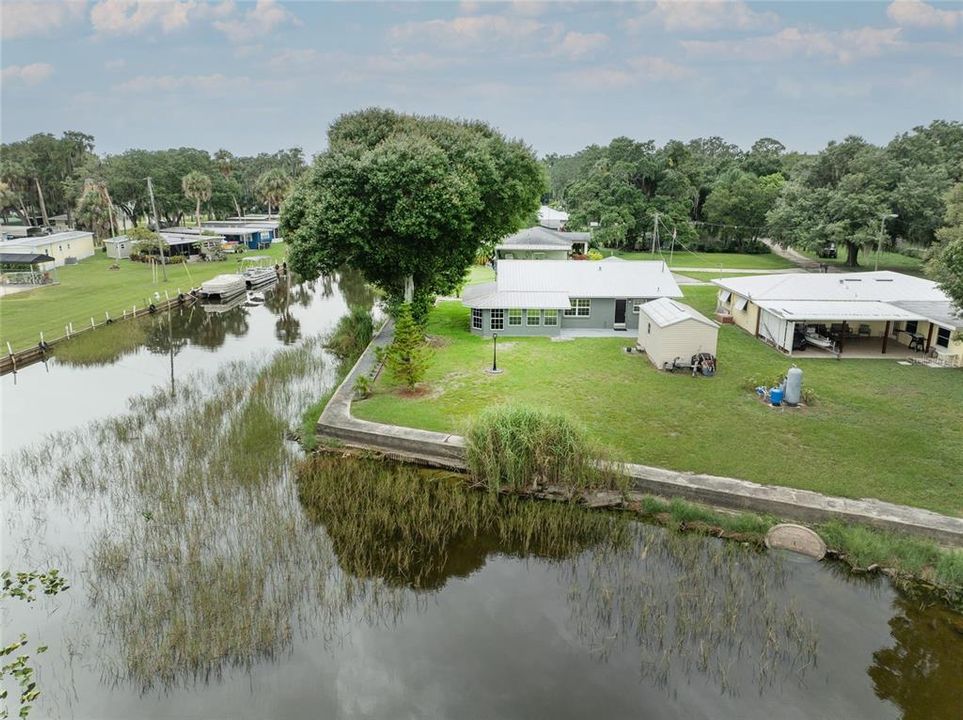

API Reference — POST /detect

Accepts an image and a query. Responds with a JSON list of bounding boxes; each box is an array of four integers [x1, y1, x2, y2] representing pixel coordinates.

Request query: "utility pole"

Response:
[[669, 228, 677, 267], [651, 211, 660, 255], [875, 213, 898, 272], [147, 176, 168, 282]]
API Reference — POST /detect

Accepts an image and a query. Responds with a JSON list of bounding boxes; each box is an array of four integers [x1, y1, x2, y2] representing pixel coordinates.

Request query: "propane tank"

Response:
[[785, 366, 803, 405]]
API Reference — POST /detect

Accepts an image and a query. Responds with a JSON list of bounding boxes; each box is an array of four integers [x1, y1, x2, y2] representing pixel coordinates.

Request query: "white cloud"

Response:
[[554, 31, 608, 59], [90, 0, 234, 35], [105, 58, 127, 70], [1, 63, 54, 85], [113, 72, 248, 93], [887, 0, 962, 30], [682, 26, 904, 64], [213, 0, 298, 42], [389, 13, 552, 47], [626, 0, 780, 33], [558, 56, 692, 90], [1, 1, 85, 40]]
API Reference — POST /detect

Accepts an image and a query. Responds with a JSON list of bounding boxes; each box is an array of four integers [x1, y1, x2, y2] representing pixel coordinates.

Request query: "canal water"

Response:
[[1, 274, 960, 719]]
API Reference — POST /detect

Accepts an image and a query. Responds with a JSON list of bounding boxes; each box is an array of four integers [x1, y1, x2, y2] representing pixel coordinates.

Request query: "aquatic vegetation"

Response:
[[52, 317, 149, 367], [466, 404, 621, 493], [323, 306, 373, 364]]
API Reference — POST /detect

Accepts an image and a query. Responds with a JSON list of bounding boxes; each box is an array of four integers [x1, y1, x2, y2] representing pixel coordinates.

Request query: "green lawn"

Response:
[[801, 249, 926, 275], [673, 271, 775, 282], [355, 287, 963, 517], [0, 245, 288, 351], [464, 265, 495, 286], [606, 249, 796, 270]]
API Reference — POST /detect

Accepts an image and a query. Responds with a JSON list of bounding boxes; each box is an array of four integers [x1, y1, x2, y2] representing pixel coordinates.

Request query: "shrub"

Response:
[[586, 249, 604, 261], [324, 307, 373, 364], [384, 304, 432, 390], [353, 375, 372, 399], [466, 404, 615, 492]]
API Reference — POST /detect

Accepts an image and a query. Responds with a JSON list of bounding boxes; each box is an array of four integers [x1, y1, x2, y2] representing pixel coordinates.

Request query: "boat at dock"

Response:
[[240, 256, 278, 289], [199, 273, 246, 300]]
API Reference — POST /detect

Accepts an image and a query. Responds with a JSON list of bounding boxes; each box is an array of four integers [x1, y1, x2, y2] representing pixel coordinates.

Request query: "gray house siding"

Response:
[[468, 299, 657, 336], [470, 308, 562, 337]]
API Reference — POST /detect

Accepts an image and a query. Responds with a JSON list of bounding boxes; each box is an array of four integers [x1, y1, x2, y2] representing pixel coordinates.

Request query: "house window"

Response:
[[491, 309, 504, 330], [508, 308, 522, 326], [471, 309, 483, 330], [526, 309, 540, 326], [936, 326, 951, 348], [734, 297, 749, 311], [647, 323, 651, 335], [533, 252, 546, 259], [543, 309, 558, 326], [905, 320, 918, 334], [565, 298, 591, 317], [632, 300, 642, 314]]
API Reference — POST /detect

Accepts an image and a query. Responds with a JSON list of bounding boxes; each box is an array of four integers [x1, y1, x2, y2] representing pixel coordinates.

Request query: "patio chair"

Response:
[[858, 324, 871, 338]]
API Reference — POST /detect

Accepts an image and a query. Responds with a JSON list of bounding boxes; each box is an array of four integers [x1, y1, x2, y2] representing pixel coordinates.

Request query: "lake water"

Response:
[[1, 274, 960, 719]]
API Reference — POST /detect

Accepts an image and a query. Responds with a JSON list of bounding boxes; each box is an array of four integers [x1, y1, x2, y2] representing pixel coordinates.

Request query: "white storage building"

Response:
[[637, 297, 720, 370]]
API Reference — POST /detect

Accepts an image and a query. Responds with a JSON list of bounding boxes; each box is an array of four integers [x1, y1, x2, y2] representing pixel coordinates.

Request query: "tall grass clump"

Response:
[[53, 317, 149, 367], [324, 307, 373, 364], [466, 404, 615, 492]]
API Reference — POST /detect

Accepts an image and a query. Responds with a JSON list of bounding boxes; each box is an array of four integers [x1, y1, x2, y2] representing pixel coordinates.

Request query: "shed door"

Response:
[[614, 299, 626, 326]]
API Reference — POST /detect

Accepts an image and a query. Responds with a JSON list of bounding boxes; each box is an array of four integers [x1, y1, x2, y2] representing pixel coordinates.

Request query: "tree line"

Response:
[[0, 132, 306, 235], [545, 120, 963, 267]]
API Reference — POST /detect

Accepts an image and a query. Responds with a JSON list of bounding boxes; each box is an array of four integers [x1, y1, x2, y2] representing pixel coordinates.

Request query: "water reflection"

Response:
[[869, 596, 963, 719]]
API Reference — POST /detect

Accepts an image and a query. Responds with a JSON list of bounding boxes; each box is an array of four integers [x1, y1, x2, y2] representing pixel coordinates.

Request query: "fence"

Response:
[[1, 289, 198, 376]]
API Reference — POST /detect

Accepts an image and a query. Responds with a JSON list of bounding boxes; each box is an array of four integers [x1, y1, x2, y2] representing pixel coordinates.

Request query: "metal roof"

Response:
[[638, 297, 719, 328], [0, 252, 55, 264], [712, 271, 947, 303], [497, 259, 682, 298], [756, 300, 924, 322], [462, 283, 570, 309], [0, 231, 93, 248], [495, 244, 571, 252], [499, 226, 589, 249], [890, 301, 963, 330], [537, 206, 569, 223]]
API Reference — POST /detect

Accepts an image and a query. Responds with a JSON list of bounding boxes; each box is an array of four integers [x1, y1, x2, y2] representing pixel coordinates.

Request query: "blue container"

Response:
[[770, 387, 784, 406]]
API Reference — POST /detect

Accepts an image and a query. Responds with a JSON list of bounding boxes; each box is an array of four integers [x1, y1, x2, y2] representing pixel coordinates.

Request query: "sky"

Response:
[[1, 0, 961, 158]]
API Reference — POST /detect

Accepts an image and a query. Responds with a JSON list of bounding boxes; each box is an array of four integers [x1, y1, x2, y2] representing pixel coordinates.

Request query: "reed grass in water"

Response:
[[52, 317, 149, 367]]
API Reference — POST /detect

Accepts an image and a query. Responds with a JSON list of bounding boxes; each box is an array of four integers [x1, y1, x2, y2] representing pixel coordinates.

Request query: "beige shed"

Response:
[[637, 298, 720, 370]]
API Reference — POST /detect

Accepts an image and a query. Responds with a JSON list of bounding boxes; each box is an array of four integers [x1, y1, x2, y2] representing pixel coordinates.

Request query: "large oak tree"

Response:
[[280, 109, 544, 319]]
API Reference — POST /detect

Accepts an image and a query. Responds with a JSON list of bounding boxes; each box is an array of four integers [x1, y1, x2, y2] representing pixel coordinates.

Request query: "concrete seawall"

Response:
[[317, 319, 963, 546]]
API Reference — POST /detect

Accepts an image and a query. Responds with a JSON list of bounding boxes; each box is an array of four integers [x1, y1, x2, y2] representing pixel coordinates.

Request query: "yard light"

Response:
[[492, 332, 498, 372], [875, 213, 898, 272]]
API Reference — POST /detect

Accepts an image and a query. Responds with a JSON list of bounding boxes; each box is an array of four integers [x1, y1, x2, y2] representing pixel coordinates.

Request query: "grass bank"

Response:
[[353, 287, 963, 516], [0, 244, 288, 351]]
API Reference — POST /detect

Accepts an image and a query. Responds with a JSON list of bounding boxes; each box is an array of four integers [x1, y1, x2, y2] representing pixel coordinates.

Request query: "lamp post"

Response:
[[491, 332, 498, 373], [875, 213, 898, 271]]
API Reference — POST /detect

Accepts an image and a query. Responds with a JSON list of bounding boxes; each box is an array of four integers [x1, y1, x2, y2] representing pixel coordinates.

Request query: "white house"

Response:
[[495, 226, 591, 260], [713, 271, 963, 364], [637, 298, 719, 369], [537, 205, 569, 230], [463, 259, 682, 336]]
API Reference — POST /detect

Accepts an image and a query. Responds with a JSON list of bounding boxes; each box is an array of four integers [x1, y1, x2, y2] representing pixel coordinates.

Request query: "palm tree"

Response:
[[181, 171, 213, 231], [255, 169, 291, 217], [213, 149, 242, 217]]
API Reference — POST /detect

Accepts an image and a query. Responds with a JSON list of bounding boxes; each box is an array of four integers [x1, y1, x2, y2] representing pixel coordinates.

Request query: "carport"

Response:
[[754, 300, 927, 358]]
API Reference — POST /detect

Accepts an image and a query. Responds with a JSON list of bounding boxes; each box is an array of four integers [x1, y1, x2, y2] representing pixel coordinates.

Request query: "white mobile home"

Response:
[[0, 231, 95, 269], [637, 298, 719, 369], [713, 271, 963, 364]]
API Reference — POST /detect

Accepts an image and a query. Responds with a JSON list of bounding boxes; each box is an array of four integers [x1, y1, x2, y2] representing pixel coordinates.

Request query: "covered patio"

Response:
[[0, 252, 58, 290], [755, 300, 929, 359]]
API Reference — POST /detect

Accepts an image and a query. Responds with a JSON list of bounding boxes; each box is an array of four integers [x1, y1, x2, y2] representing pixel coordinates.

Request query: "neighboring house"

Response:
[[170, 225, 271, 250], [203, 219, 280, 242], [713, 271, 963, 364], [463, 259, 682, 336], [104, 231, 226, 259], [637, 298, 719, 369], [495, 226, 591, 260], [537, 205, 569, 230], [0, 231, 94, 269]]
